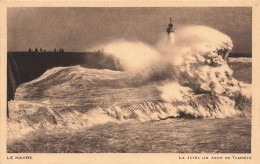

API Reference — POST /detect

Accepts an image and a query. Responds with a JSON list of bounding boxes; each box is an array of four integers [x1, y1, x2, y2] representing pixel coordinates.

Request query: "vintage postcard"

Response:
[[0, 0, 259, 164]]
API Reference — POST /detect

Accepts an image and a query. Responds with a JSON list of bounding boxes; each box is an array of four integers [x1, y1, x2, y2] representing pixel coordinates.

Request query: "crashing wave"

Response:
[[8, 26, 251, 141]]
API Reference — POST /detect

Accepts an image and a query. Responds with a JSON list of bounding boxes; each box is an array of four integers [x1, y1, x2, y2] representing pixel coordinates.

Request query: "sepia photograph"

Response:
[[6, 7, 252, 154]]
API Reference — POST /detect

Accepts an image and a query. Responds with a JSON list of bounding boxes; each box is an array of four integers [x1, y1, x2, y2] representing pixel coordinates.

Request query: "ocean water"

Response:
[[7, 64, 251, 153], [8, 118, 251, 153]]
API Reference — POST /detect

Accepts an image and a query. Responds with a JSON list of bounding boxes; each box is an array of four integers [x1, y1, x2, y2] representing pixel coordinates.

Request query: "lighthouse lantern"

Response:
[[166, 17, 175, 43]]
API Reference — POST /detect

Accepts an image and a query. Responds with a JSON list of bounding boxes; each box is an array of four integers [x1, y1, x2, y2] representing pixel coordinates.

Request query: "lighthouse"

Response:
[[166, 17, 175, 43]]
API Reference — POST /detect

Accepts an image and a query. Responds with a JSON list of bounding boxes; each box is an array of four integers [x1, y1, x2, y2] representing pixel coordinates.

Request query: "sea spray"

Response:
[[158, 26, 250, 118], [99, 26, 251, 118]]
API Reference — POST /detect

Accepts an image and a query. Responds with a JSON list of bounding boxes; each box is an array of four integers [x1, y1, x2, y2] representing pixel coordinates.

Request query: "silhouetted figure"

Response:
[[40, 48, 43, 52], [28, 48, 32, 52], [35, 48, 38, 53], [54, 48, 57, 53]]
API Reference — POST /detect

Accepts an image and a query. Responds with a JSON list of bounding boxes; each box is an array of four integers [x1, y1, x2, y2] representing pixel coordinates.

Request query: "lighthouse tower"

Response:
[[166, 17, 175, 43]]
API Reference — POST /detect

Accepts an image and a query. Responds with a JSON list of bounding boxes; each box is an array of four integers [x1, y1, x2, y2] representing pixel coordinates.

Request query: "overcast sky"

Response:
[[8, 7, 251, 53]]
